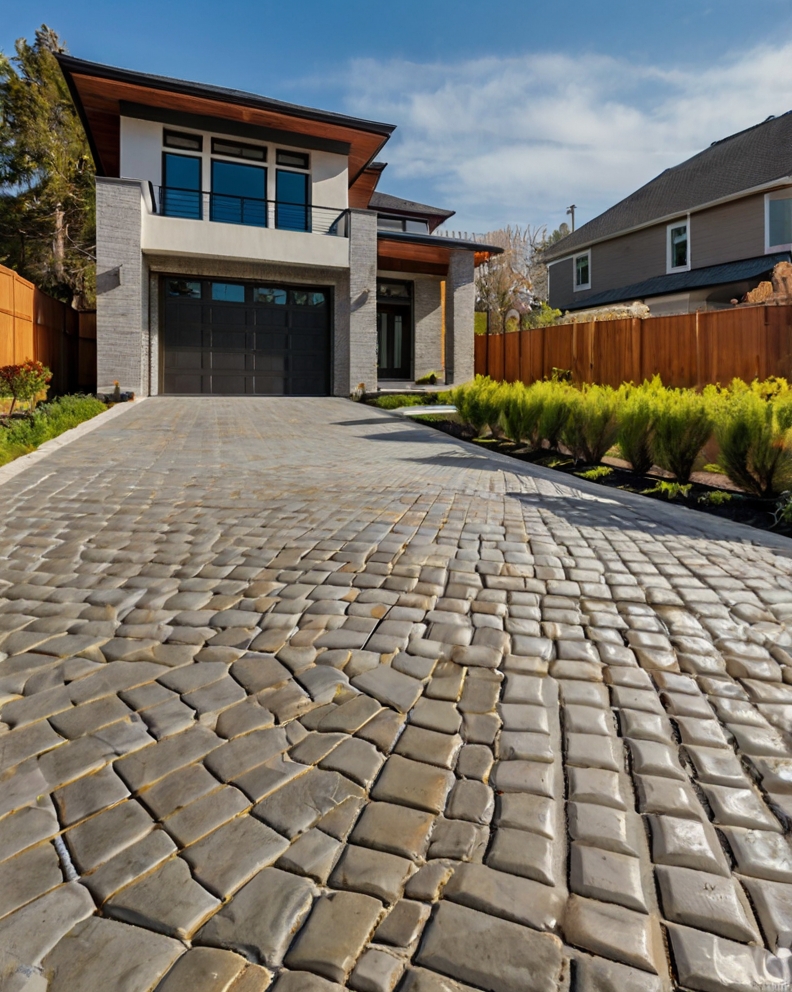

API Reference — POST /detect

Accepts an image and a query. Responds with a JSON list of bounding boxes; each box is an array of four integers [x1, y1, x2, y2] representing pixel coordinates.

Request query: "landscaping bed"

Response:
[[365, 375, 792, 539], [0, 394, 108, 467], [413, 415, 786, 534]]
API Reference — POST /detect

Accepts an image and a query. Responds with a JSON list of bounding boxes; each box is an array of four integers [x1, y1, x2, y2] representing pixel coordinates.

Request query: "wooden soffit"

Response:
[[60, 59, 394, 182], [377, 235, 496, 274], [349, 163, 386, 209]]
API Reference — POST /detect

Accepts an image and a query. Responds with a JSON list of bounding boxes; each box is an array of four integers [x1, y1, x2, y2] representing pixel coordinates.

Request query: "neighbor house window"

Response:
[[667, 221, 689, 271], [574, 252, 591, 290], [767, 194, 792, 249]]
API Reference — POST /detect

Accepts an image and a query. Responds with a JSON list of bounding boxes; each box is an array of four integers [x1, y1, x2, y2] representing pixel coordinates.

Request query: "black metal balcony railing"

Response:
[[150, 185, 349, 237]]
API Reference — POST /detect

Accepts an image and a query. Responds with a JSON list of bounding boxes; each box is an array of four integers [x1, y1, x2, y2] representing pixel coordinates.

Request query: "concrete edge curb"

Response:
[[355, 400, 792, 558], [0, 398, 148, 489]]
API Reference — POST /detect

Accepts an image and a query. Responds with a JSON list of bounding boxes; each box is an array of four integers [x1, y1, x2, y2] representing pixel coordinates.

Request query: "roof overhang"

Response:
[[349, 162, 387, 209], [377, 232, 503, 276], [544, 175, 792, 264], [563, 251, 791, 310], [56, 55, 395, 183]]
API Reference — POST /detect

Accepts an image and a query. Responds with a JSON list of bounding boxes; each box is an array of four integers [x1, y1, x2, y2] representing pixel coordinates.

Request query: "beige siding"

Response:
[[548, 257, 574, 310], [691, 193, 766, 267], [590, 225, 667, 292]]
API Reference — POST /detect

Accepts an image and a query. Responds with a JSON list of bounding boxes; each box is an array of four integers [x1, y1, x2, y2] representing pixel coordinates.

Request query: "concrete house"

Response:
[[57, 56, 499, 396], [544, 113, 792, 316]]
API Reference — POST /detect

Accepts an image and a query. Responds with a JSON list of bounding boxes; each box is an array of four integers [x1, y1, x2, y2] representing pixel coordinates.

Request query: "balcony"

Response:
[[150, 186, 349, 237]]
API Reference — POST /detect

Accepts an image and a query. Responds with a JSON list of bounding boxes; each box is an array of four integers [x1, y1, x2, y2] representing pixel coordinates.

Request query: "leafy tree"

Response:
[[475, 225, 547, 331], [0, 26, 95, 307]]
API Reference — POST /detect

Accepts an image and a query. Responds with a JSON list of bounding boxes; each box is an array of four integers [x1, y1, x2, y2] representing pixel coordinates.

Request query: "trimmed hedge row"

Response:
[[449, 375, 792, 498]]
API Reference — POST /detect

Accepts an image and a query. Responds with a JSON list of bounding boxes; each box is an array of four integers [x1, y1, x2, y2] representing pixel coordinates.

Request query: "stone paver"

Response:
[[1, 396, 792, 989]]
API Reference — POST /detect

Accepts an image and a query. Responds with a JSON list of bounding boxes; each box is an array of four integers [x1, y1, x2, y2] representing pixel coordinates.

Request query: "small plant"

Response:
[[576, 465, 613, 481], [652, 390, 713, 483], [550, 367, 572, 383], [371, 394, 425, 409], [416, 371, 440, 385], [698, 490, 735, 506], [644, 480, 692, 500], [538, 382, 571, 449], [774, 492, 792, 527], [0, 360, 53, 415], [702, 463, 724, 474]]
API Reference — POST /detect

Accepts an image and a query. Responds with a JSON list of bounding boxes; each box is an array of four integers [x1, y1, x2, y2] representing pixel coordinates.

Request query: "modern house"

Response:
[[544, 113, 792, 316], [57, 56, 500, 396]]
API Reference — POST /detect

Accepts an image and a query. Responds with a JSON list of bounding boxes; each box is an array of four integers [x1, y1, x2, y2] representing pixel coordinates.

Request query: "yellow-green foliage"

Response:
[[448, 375, 792, 494], [500, 382, 545, 447], [561, 384, 621, 464], [652, 389, 713, 484], [711, 388, 792, 497]]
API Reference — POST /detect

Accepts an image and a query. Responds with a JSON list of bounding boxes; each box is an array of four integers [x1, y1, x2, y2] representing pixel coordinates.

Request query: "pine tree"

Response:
[[0, 26, 95, 307]]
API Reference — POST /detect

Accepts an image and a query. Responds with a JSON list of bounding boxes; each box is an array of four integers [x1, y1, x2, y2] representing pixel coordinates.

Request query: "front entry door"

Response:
[[377, 304, 412, 379]]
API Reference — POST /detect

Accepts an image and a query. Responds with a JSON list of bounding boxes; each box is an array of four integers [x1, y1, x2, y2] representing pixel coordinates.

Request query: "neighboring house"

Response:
[[57, 56, 500, 396], [544, 113, 792, 316]]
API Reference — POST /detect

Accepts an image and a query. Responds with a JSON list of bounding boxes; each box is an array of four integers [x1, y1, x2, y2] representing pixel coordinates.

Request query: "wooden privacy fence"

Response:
[[474, 305, 792, 388], [0, 263, 96, 395]]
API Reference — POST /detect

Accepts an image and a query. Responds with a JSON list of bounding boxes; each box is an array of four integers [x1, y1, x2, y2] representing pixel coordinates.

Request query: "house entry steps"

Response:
[[0, 397, 792, 991]]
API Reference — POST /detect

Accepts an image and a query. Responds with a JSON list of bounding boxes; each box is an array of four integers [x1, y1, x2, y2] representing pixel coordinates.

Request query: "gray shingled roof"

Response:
[[544, 112, 792, 261], [369, 191, 454, 219], [564, 252, 791, 310]]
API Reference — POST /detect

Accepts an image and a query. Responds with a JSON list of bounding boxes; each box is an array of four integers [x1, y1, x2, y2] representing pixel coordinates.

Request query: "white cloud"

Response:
[[331, 43, 792, 232]]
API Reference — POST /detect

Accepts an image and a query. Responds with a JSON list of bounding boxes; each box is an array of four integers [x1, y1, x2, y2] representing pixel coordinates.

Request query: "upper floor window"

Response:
[[377, 215, 429, 234], [574, 251, 591, 291], [767, 193, 792, 250], [211, 137, 266, 162], [162, 153, 202, 219], [164, 130, 202, 152], [211, 160, 267, 227], [667, 221, 689, 272], [276, 149, 309, 169]]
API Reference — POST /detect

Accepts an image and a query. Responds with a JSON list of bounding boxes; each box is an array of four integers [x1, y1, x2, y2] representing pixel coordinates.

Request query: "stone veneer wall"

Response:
[[346, 209, 378, 394], [96, 178, 145, 394], [446, 250, 476, 384]]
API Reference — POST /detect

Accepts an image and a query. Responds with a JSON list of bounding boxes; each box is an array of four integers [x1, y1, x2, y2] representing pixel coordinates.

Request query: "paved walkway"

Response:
[[1, 398, 792, 992]]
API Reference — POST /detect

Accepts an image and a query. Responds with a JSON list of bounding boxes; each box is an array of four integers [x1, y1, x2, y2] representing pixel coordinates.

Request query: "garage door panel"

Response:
[[212, 374, 249, 394], [163, 278, 329, 395], [165, 373, 204, 394]]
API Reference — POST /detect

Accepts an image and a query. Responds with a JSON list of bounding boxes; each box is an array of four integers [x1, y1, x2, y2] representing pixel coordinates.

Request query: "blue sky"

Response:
[[4, 1, 792, 233]]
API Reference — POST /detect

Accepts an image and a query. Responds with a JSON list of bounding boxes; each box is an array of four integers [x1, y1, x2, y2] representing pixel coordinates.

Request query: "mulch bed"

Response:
[[412, 415, 791, 538]]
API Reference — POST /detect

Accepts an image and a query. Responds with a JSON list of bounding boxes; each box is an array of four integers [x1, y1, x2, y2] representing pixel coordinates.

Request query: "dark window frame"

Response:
[[211, 137, 267, 162], [377, 279, 413, 301], [163, 129, 203, 152], [276, 149, 310, 170], [210, 158, 268, 227]]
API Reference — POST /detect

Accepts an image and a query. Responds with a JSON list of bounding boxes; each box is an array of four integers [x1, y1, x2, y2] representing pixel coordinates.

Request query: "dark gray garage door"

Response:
[[162, 277, 331, 395]]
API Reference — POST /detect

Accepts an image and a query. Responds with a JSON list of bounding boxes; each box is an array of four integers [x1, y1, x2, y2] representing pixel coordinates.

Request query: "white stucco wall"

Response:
[[119, 116, 348, 209]]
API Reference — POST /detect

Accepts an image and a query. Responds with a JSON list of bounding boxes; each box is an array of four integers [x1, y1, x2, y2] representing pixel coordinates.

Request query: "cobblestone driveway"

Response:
[[2, 397, 792, 992]]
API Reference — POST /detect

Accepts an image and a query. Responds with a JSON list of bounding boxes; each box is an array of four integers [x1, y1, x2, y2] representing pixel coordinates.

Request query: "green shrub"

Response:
[[522, 302, 562, 329], [618, 389, 658, 474], [0, 394, 106, 466], [501, 382, 544, 447], [698, 490, 735, 505], [371, 394, 425, 409], [652, 390, 713, 483], [415, 371, 440, 385], [561, 385, 621, 463], [712, 389, 792, 498], [451, 376, 505, 435], [538, 381, 571, 449]]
